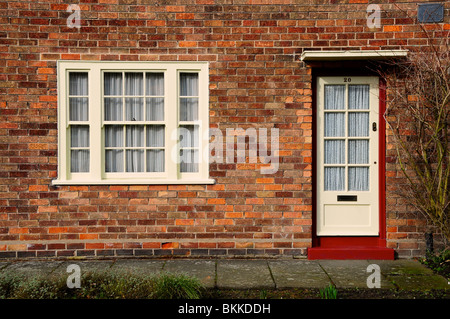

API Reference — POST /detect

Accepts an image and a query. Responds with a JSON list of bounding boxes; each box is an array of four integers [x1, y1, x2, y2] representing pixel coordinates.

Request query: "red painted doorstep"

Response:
[[307, 247, 395, 260]]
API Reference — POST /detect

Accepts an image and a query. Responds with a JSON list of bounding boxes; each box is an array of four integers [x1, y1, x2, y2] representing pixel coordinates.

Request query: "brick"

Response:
[[29, 185, 48, 192], [383, 25, 402, 32], [166, 6, 185, 12], [49, 227, 68, 234]]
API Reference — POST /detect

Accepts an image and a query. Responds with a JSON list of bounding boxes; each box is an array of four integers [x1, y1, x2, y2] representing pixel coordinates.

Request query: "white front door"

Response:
[[316, 76, 379, 236]]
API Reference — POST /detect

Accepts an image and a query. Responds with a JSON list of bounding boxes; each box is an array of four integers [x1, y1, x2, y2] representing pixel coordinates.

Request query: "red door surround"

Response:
[[307, 68, 395, 260]]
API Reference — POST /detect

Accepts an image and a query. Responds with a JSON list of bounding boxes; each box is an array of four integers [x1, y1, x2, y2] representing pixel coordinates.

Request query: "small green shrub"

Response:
[[152, 272, 204, 299], [319, 284, 338, 299]]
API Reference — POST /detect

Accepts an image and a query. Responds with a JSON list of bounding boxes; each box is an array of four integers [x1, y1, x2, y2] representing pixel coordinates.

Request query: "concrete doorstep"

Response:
[[0, 258, 448, 293]]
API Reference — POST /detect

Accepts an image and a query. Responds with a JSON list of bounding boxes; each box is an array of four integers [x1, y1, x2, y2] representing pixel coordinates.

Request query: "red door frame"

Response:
[[307, 63, 395, 260]]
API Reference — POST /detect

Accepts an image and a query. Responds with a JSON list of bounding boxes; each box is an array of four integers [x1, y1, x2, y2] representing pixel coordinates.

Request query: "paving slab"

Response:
[[1, 261, 62, 277], [371, 259, 435, 276], [163, 259, 215, 288], [318, 260, 395, 289], [372, 259, 449, 290], [268, 260, 331, 288], [53, 260, 114, 277], [388, 273, 449, 290], [111, 259, 165, 275], [216, 259, 274, 289]]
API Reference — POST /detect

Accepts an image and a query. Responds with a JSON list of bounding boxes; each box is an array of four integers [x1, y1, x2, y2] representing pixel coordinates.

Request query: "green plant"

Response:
[[259, 289, 268, 299], [420, 249, 450, 280], [152, 272, 204, 299], [319, 284, 338, 299], [0, 272, 24, 299]]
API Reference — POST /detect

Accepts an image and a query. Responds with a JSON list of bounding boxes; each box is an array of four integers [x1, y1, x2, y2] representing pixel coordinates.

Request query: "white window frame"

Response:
[[53, 61, 213, 185]]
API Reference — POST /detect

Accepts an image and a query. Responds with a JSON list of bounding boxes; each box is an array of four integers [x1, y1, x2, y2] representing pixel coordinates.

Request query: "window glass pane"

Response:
[[146, 73, 164, 96], [104, 73, 122, 96], [180, 98, 198, 121], [104, 98, 123, 121], [126, 125, 144, 147], [71, 150, 89, 173], [348, 85, 369, 110], [125, 98, 144, 121], [126, 150, 144, 172], [146, 97, 164, 121], [348, 167, 369, 191], [348, 112, 369, 137], [69, 98, 89, 121], [180, 73, 198, 96], [348, 140, 369, 164], [70, 125, 89, 147], [125, 72, 143, 96], [324, 113, 345, 137], [179, 125, 199, 148], [324, 167, 345, 191], [105, 150, 123, 172], [324, 85, 345, 110], [147, 125, 165, 147], [180, 149, 198, 173], [69, 73, 88, 96], [105, 126, 123, 147], [147, 150, 165, 172], [324, 140, 345, 164]]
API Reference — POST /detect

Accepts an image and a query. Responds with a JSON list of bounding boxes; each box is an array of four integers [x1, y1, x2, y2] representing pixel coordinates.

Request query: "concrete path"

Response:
[[0, 258, 448, 291]]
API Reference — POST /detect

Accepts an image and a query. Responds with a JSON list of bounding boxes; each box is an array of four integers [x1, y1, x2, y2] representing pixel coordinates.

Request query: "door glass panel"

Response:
[[324, 85, 345, 110], [324, 113, 345, 137], [348, 167, 369, 191], [348, 112, 369, 137], [324, 140, 345, 164], [324, 167, 345, 191], [348, 140, 369, 164], [348, 85, 370, 110]]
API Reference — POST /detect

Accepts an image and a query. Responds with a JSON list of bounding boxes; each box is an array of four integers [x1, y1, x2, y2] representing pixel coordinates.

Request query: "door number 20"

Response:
[[344, 77, 352, 82]]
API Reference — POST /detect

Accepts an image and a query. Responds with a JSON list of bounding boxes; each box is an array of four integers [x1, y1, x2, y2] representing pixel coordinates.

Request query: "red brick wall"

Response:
[[0, 0, 448, 259]]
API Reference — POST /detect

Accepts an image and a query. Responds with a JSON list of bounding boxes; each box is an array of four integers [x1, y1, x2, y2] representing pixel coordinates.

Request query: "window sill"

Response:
[[51, 179, 216, 186]]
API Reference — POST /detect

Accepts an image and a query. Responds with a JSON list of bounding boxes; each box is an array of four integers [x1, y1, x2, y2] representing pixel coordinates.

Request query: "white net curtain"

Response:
[[179, 73, 199, 173], [103, 72, 165, 173], [323, 84, 370, 191], [68, 70, 201, 174], [69, 72, 89, 173]]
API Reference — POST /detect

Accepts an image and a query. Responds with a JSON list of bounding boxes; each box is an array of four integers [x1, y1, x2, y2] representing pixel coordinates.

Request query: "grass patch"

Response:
[[0, 271, 205, 299], [319, 284, 338, 299]]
